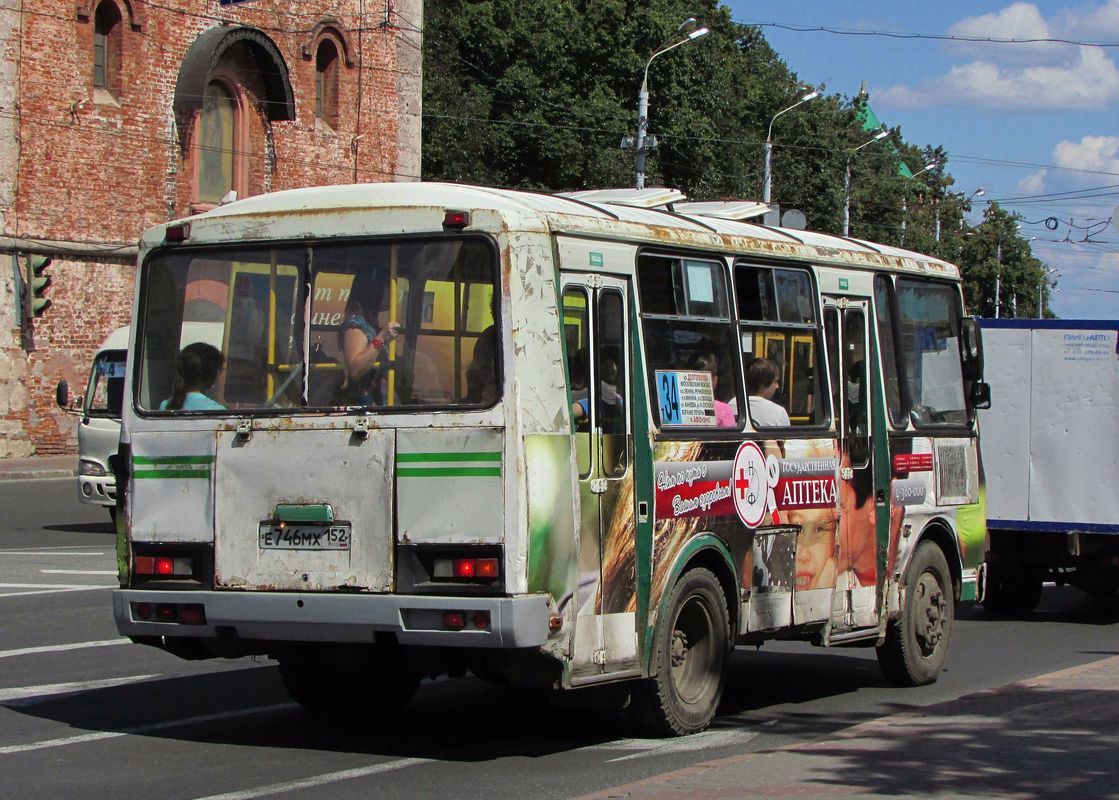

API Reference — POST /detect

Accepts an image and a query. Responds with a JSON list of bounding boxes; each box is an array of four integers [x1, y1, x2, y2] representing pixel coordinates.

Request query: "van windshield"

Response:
[[86, 351, 126, 417], [136, 237, 498, 413]]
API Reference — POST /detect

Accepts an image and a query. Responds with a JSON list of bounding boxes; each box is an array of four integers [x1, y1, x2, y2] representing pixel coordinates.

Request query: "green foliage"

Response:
[[421, 0, 1054, 317]]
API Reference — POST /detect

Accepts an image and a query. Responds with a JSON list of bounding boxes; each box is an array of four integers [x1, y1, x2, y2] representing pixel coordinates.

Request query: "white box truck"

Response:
[[978, 319, 1119, 611]]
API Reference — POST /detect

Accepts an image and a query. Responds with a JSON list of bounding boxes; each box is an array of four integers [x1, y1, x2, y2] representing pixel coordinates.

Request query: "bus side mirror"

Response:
[[971, 380, 991, 410], [55, 380, 69, 408], [959, 317, 984, 382]]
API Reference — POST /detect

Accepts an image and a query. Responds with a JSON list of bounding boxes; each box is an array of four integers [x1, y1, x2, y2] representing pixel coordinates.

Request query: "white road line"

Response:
[[599, 720, 777, 763], [0, 546, 105, 553], [0, 552, 107, 557], [0, 639, 128, 659], [0, 675, 158, 705], [191, 759, 433, 800], [40, 570, 117, 576], [0, 703, 295, 755], [0, 585, 113, 599]]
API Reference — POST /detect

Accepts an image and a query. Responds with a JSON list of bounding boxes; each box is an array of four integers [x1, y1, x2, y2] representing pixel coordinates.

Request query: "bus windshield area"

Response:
[[136, 237, 498, 413], [85, 351, 126, 417]]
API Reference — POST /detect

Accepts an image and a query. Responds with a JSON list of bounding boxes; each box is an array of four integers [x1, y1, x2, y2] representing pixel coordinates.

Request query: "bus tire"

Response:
[[981, 562, 1042, 614], [278, 645, 421, 716], [876, 541, 953, 687], [630, 567, 729, 737]]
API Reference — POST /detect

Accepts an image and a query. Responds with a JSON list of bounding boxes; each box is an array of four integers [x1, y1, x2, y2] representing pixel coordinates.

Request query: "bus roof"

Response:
[[145, 182, 960, 280]]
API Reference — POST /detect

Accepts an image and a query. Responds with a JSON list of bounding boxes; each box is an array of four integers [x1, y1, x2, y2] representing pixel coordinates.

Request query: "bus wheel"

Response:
[[631, 568, 729, 736], [981, 563, 1043, 614], [279, 644, 421, 716], [876, 541, 953, 687]]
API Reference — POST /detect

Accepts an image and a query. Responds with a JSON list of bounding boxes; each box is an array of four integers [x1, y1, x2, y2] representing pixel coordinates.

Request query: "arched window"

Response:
[[196, 81, 238, 205], [315, 39, 339, 129], [93, 1, 122, 96]]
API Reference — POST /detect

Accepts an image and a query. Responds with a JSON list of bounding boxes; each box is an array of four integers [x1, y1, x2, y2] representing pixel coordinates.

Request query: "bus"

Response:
[[113, 183, 989, 736], [56, 325, 129, 521]]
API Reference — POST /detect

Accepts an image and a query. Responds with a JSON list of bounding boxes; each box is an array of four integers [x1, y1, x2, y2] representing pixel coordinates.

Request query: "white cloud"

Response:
[[876, 2, 1119, 111], [1017, 169, 1048, 194], [877, 44, 1119, 110], [1053, 135, 1119, 172]]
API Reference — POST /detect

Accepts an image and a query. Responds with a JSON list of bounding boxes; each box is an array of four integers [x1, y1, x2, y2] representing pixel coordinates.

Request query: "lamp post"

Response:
[[959, 187, 985, 230], [762, 88, 819, 204], [900, 160, 938, 245], [1039, 267, 1060, 317], [843, 128, 889, 237], [634, 18, 709, 190]]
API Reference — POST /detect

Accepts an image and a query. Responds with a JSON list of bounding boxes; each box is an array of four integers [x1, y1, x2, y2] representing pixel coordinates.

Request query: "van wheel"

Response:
[[982, 562, 1042, 614], [877, 541, 953, 687], [278, 644, 421, 716], [631, 568, 729, 736]]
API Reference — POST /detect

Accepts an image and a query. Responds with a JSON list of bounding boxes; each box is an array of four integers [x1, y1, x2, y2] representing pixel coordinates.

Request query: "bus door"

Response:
[[823, 297, 880, 630], [561, 276, 638, 678]]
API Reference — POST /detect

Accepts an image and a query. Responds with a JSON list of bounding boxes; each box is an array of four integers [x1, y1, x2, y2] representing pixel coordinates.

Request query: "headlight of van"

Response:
[[79, 459, 107, 477]]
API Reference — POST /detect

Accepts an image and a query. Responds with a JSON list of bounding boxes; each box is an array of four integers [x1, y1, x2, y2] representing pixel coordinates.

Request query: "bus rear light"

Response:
[[433, 557, 501, 581], [443, 210, 471, 229], [472, 611, 490, 629], [132, 602, 206, 625], [443, 612, 466, 630], [134, 555, 193, 577], [164, 223, 191, 242]]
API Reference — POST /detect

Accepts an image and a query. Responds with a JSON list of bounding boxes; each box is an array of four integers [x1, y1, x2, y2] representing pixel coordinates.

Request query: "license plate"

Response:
[[259, 523, 351, 550]]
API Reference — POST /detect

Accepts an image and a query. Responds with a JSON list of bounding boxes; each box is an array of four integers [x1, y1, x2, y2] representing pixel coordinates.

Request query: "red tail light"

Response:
[[454, 559, 476, 578], [443, 612, 466, 629]]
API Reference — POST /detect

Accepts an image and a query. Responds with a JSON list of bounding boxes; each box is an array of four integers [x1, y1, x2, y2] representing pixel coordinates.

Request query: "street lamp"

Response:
[[959, 187, 985, 231], [900, 159, 938, 244], [1039, 267, 1060, 317], [762, 88, 819, 204], [633, 18, 709, 190], [843, 128, 889, 237]]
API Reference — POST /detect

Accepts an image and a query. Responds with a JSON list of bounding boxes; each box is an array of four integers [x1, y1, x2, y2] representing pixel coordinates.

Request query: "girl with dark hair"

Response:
[[339, 273, 400, 405], [161, 342, 226, 410]]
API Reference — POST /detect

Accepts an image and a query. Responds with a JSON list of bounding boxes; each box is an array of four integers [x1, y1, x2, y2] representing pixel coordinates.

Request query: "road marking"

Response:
[[0, 703, 295, 755], [40, 570, 117, 576], [0, 552, 107, 556], [0, 584, 113, 599], [191, 758, 433, 800], [0, 639, 128, 659], [0, 675, 158, 705], [0, 546, 104, 553], [590, 720, 777, 763]]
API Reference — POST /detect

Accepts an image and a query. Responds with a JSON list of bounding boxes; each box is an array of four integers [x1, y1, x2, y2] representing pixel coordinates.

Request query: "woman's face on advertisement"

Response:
[[790, 506, 837, 590]]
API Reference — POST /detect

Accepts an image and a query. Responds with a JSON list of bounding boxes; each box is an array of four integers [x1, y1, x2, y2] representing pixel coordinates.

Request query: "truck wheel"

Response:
[[877, 541, 953, 687], [981, 563, 1042, 614], [279, 644, 421, 716], [630, 567, 730, 736]]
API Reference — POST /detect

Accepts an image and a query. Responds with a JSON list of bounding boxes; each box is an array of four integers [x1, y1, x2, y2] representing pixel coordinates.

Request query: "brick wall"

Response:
[[0, 0, 422, 457]]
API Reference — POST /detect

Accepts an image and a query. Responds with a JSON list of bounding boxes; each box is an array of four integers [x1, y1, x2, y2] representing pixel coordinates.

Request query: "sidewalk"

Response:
[[0, 454, 77, 480], [579, 654, 1119, 800]]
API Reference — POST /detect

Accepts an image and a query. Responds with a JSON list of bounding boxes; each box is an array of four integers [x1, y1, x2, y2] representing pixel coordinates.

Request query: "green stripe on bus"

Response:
[[396, 467, 502, 478], [133, 455, 215, 465], [132, 469, 212, 479], [397, 452, 501, 463]]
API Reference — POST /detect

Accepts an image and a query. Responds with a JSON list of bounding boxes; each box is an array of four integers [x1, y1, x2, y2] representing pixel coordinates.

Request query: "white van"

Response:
[[61, 326, 129, 520]]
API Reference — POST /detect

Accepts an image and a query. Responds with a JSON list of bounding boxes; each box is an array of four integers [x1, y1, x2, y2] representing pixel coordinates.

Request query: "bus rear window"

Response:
[[136, 237, 498, 413]]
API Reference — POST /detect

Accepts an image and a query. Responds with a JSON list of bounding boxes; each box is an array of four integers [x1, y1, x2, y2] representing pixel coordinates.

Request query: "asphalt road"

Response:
[[2, 477, 1118, 800]]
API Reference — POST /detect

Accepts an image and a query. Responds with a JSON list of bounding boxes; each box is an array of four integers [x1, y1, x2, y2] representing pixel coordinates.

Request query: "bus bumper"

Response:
[[113, 590, 551, 649]]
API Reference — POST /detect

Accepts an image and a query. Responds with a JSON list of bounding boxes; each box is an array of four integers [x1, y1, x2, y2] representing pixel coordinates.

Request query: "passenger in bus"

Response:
[[571, 351, 623, 427], [692, 352, 735, 428], [746, 358, 791, 427], [339, 273, 401, 405], [465, 326, 498, 404], [160, 342, 226, 411]]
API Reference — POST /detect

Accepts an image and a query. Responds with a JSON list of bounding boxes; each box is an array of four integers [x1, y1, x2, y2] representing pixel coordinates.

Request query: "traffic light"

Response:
[[24, 254, 52, 319]]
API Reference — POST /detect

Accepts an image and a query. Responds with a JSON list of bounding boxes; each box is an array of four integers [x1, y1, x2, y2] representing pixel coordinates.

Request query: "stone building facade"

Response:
[[0, 0, 422, 457]]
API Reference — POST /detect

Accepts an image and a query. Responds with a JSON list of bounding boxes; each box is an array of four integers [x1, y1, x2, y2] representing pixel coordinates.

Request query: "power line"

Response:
[[740, 20, 1119, 48]]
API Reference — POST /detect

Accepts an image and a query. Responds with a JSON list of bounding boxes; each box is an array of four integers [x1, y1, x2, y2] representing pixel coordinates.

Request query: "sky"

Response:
[[723, 0, 1119, 319]]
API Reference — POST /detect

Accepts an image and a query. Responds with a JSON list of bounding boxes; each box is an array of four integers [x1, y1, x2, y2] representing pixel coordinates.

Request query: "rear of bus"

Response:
[[113, 191, 558, 708]]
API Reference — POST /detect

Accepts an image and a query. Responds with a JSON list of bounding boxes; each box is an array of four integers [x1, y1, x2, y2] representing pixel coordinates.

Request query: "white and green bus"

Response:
[[114, 183, 989, 735]]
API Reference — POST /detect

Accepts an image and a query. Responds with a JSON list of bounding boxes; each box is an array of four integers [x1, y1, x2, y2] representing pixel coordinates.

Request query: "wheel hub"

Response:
[[914, 572, 946, 654]]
